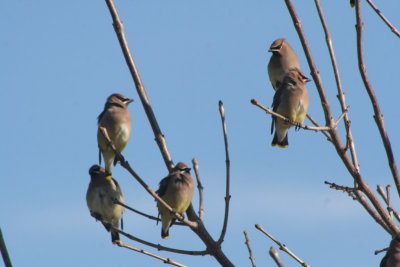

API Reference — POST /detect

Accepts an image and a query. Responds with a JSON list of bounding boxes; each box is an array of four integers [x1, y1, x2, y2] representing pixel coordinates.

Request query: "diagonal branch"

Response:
[[115, 240, 188, 267], [243, 231, 256, 267], [192, 158, 205, 221], [365, 0, 400, 38], [0, 228, 12, 267], [314, 0, 360, 172], [255, 224, 309, 267], [216, 101, 231, 246], [99, 127, 197, 229], [355, 0, 400, 200], [105, 0, 173, 172]]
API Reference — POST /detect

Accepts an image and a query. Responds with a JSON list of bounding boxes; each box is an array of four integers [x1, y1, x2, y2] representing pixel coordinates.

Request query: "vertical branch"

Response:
[[0, 228, 12, 267], [105, 0, 173, 172], [192, 158, 205, 221], [314, 0, 359, 172], [365, 0, 400, 38], [216, 101, 231, 246], [243, 231, 257, 267], [355, 0, 400, 198]]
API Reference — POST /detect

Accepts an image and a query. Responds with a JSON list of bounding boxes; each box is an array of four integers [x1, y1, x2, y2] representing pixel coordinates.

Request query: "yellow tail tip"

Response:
[[162, 236, 169, 240], [272, 143, 288, 148]]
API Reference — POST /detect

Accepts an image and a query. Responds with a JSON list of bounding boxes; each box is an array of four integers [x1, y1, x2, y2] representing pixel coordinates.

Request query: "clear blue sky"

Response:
[[1, 1, 400, 266]]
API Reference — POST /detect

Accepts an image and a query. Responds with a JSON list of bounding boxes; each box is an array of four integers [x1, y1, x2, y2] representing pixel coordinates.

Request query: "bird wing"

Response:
[[271, 88, 284, 134], [156, 176, 170, 197]]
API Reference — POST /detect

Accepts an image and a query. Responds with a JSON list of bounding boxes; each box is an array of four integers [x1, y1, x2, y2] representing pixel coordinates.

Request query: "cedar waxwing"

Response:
[[156, 162, 194, 240], [86, 164, 125, 243], [97, 93, 133, 176], [381, 237, 400, 267], [271, 68, 310, 148], [268, 38, 301, 91]]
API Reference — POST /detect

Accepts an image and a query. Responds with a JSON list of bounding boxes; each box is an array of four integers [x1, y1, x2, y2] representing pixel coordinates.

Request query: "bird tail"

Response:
[[161, 228, 169, 240], [271, 133, 288, 148], [98, 148, 102, 165], [111, 230, 120, 243]]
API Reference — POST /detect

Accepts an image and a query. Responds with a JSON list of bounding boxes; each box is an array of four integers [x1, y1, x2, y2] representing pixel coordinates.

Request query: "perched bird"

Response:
[[156, 162, 194, 240], [268, 38, 301, 91], [97, 93, 133, 176], [86, 164, 125, 243], [271, 68, 310, 148], [380, 236, 400, 267]]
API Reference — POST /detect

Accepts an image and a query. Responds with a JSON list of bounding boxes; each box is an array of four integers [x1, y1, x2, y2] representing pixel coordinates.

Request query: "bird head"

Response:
[[268, 38, 286, 54], [174, 162, 191, 173], [88, 164, 104, 177], [106, 93, 134, 108]]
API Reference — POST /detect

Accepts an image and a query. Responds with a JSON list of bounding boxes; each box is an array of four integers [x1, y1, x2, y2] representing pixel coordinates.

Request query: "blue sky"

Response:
[[1, 1, 400, 266]]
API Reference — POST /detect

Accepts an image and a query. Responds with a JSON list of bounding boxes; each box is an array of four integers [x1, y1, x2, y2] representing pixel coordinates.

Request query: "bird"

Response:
[[380, 236, 400, 267], [86, 164, 125, 243], [156, 162, 194, 240], [268, 38, 301, 91], [271, 68, 310, 148], [97, 93, 133, 176]]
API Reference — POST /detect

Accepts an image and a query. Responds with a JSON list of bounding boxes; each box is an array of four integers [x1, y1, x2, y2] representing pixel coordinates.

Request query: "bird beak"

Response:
[[126, 98, 134, 104], [305, 77, 312, 83]]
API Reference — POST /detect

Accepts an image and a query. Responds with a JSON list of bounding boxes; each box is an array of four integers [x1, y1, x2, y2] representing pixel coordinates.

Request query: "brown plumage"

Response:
[[381, 237, 400, 267], [271, 68, 310, 148], [97, 93, 133, 175], [156, 162, 194, 239], [86, 165, 125, 243], [268, 38, 301, 91]]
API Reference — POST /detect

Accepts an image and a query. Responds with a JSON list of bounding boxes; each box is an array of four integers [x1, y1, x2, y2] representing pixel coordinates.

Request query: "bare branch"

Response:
[[375, 247, 388, 255], [255, 224, 310, 267], [115, 240, 188, 267], [269, 247, 285, 267], [324, 181, 356, 199], [353, 190, 392, 234], [377, 185, 389, 205], [99, 127, 198, 230], [305, 114, 332, 141], [118, 229, 207, 256], [365, 0, 400, 38], [284, 0, 399, 235], [251, 99, 345, 132], [192, 158, 205, 221], [105, 0, 173, 171], [216, 101, 231, 247], [0, 228, 12, 267], [243, 231, 256, 267], [355, 0, 400, 199], [314, 0, 360, 172], [113, 198, 185, 226]]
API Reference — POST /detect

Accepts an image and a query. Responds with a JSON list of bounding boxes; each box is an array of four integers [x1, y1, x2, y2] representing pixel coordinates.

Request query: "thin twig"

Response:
[[377, 185, 388, 205], [216, 101, 231, 247], [305, 114, 331, 141], [255, 224, 310, 267], [355, 0, 400, 200], [324, 181, 356, 199], [269, 247, 285, 267], [243, 231, 256, 267], [365, 0, 400, 38], [375, 247, 388, 255], [115, 240, 188, 267], [251, 99, 346, 132], [387, 185, 393, 219], [105, 0, 173, 172], [118, 229, 207, 256], [99, 127, 197, 229], [0, 228, 12, 267], [192, 158, 205, 221], [113, 198, 184, 225], [314, 0, 360, 172]]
